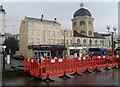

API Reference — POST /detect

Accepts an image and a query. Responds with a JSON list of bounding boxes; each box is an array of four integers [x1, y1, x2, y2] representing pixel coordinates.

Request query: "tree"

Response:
[[3, 36, 19, 56]]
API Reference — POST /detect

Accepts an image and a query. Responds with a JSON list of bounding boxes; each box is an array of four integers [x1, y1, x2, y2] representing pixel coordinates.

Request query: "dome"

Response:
[[73, 8, 92, 18]]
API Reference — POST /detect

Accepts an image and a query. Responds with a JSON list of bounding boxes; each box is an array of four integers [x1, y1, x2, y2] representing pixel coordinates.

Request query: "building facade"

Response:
[[20, 4, 106, 58], [20, 16, 73, 58], [0, 5, 6, 45]]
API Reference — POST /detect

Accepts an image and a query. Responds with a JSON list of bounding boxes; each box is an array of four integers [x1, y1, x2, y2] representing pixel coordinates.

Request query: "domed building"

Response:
[[67, 3, 105, 56]]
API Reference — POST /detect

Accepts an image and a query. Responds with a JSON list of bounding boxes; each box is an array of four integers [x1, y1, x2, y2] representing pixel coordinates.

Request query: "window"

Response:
[[73, 22, 77, 27], [88, 21, 92, 26], [30, 38, 34, 44], [88, 31, 92, 36], [70, 32, 72, 37], [52, 39, 55, 45], [66, 31, 69, 37], [48, 39, 50, 44], [36, 38, 40, 45], [77, 39, 81, 45], [70, 40, 72, 45], [47, 31, 50, 37], [57, 39, 60, 44], [83, 39, 87, 46], [30, 29, 34, 36], [89, 39, 92, 46], [80, 31, 85, 34], [61, 31, 64, 36], [57, 31, 60, 36], [95, 40, 98, 45], [36, 30, 40, 36], [100, 40, 104, 44], [80, 21, 85, 26], [66, 40, 69, 45], [62, 39, 64, 44], [52, 31, 55, 37]]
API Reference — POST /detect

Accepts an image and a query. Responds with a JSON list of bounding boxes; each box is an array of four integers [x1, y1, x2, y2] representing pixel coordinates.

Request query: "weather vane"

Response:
[[80, 3, 84, 8]]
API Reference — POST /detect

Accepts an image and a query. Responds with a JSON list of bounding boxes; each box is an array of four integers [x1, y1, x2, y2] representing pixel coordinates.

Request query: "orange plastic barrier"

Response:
[[23, 58, 31, 73], [30, 58, 35, 76], [23, 55, 120, 82], [33, 59, 41, 78], [40, 58, 71, 80], [97, 56, 106, 68], [111, 55, 119, 69]]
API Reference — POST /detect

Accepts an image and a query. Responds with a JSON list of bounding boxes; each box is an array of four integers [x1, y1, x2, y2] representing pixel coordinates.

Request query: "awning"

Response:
[[28, 45, 67, 50]]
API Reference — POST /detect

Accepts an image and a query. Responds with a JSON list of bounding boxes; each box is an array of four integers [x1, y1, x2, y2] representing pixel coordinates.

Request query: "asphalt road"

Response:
[[2, 69, 120, 85]]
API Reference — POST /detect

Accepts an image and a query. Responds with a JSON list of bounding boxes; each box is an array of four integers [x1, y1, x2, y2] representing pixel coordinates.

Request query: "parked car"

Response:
[[13, 55, 24, 60]]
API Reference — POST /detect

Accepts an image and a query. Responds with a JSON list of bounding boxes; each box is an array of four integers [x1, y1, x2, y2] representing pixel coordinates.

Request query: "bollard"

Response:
[[6, 55, 10, 64]]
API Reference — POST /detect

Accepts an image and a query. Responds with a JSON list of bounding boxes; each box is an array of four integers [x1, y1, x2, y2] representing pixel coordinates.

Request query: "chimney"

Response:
[[41, 14, 43, 21], [0, 5, 5, 12], [54, 18, 57, 22]]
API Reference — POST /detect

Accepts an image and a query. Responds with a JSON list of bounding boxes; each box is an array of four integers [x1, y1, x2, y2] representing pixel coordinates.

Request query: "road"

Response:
[[2, 69, 120, 85]]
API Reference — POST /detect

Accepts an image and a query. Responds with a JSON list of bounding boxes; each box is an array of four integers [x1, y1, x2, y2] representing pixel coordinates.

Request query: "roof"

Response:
[[0, 5, 5, 12], [25, 16, 61, 25], [73, 30, 104, 39], [73, 8, 92, 18], [73, 30, 87, 37], [94, 32, 105, 39]]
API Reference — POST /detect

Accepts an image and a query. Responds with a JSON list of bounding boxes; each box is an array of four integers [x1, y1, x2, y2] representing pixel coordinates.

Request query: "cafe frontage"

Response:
[[27, 45, 67, 58]]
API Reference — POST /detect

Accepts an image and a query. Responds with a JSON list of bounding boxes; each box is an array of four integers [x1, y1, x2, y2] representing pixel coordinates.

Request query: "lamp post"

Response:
[[106, 26, 117, 55]]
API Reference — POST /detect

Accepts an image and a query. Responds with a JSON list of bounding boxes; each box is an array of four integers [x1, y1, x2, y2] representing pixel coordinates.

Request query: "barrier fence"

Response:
[[23, 55, 120, 82]]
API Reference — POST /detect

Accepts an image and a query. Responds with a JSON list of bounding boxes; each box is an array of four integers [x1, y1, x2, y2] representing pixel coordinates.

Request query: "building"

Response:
[[20, 15, 72, 58], [20, 3, 106, 58], [67, 3, 105, 56], [0, 5, 6, 45]]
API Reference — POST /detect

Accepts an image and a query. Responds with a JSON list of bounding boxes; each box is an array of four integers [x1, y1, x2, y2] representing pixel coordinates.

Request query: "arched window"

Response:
[[77, 39, 81, 45], [80, 31, 86, 35], [88, 31, 92, 36], [88, 21, 92, 26], [83, 39, 87, 46], [100, 40, 104, 45], [73, 22, 77, 27], [89, 39, 92, 46], [80, 21, 85, 26], [95, 40, 98, 45]]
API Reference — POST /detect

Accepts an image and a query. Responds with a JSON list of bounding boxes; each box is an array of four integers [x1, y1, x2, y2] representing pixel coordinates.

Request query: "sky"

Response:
[[0, 1, 118, 34]]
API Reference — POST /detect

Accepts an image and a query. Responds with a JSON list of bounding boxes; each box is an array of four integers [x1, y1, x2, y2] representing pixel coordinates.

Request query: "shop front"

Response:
[[68, 46, 87, 57], [27, 45, 66, 58]]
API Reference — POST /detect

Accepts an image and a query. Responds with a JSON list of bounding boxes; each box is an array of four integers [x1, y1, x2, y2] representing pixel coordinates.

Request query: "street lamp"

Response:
[[106, 26, 117, 55]]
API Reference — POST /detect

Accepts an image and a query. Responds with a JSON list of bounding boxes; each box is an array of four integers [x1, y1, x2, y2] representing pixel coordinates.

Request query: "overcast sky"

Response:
[[1, 2, 118, 34]]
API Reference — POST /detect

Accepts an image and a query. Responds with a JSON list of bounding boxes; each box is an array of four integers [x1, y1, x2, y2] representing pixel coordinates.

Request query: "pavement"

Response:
[[4, 58, 24, 71]]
